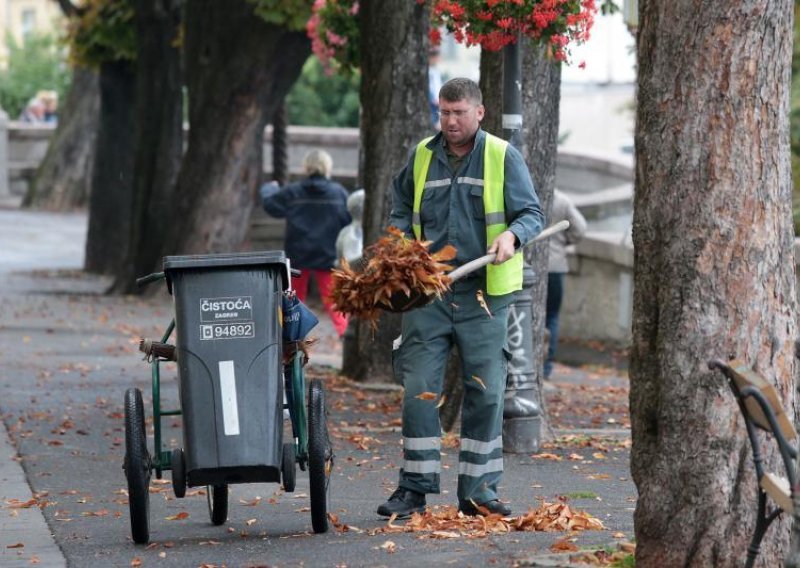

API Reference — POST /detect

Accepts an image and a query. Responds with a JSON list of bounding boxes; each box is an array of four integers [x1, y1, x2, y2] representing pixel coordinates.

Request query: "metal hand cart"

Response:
[[123, 251, 333, 544]]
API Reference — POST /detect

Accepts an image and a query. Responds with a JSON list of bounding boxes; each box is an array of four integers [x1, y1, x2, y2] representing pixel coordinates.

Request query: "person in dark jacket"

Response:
[[260, 149, 351, 336]]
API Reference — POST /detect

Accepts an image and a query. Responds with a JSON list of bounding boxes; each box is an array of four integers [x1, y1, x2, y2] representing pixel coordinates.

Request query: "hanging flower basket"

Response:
[[307, 0, 602, 73], [306, 0, 360, 74], [430, 0, 597, 60]]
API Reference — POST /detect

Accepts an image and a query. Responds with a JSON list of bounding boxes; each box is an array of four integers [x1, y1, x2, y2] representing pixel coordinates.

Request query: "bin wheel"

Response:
[[171, 448, 186, 498], [207, 484, 228, 525], [124, 388, 151, 544], [308, 379, 333, 534], [282, 443, 296, 492]]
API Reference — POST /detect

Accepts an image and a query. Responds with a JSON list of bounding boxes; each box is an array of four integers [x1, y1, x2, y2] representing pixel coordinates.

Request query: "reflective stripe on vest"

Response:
[[411, 134, 522, 296]]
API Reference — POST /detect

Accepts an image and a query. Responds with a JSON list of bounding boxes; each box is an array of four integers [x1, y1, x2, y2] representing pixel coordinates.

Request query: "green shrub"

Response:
[[0, 33, 71, 119], [286, 56, 360, 128]]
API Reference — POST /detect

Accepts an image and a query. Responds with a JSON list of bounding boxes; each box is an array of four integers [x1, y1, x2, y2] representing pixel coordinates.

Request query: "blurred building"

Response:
[[0, 0, 64, 64]]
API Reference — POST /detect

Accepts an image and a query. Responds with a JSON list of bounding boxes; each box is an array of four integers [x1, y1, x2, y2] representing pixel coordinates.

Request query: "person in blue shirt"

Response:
[[377, 78, 544, 519], [260, 150, 351, 336]]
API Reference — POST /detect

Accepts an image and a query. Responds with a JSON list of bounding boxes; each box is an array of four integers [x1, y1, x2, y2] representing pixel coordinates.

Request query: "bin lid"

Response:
[[163, 250, 290, 293]]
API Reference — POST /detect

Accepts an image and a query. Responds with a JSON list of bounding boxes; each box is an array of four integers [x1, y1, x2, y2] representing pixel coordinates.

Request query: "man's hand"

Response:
[[488, 230, 518, 264]]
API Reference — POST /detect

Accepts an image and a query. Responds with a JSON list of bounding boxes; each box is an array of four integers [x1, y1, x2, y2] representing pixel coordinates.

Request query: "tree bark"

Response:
[[520, 40, 561, 436], [344, 0, 430, 382], [84, 60, 136, 274], [632, 2, 796, 566], [272, 101, 289, 186], [164, 0, 309, 256], [111, 0, 183, 293], [479, 49, 503, 137], [23, 67, 99, 210]]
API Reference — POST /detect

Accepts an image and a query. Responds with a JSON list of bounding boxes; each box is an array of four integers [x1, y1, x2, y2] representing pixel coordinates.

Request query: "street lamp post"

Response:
[[500, 40, 542, 454]]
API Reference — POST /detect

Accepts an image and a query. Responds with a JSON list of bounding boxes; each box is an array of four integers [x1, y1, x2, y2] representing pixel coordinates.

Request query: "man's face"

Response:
[[439, 97, 484, 149]]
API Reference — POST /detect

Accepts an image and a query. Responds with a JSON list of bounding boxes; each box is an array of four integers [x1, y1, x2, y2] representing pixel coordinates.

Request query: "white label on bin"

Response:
[[199, 322, 255, 341], [200, 296, 253, 323], [218, 360, 240, 436]]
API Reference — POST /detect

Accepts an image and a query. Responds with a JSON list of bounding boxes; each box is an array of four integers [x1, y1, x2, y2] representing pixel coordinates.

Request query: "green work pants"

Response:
[[394, 280, 512, 504]]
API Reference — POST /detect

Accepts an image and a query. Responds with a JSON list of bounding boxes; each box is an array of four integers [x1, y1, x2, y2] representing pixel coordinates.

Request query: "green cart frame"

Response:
[[123, 271, 333, 545]]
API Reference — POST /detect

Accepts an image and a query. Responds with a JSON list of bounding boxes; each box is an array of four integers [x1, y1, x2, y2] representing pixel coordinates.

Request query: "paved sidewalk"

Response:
[[0, 208, 76, 567], [0, 209, 634, 567]]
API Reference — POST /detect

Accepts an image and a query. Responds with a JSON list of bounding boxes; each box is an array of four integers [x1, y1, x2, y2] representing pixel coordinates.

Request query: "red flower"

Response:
[[496, 17, 514, 29], [429, 27, 442, 45]]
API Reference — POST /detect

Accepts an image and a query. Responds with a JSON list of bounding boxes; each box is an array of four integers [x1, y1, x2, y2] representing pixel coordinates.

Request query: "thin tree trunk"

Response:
[[111, 0, 183, 293], [23, 67, 99, 210], [632, 1, 796, 565], [84, 60, 136, 274], [479, 49, 503, 137], [163, 0, 309, 256], [272, 101, 289, 186], [520, 40, 561, 436], [344, 0, 429, 382]]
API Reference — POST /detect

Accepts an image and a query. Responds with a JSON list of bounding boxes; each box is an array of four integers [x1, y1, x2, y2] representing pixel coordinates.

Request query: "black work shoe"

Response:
[[377, 487, 426, 518], [459, 499, 512, 517]]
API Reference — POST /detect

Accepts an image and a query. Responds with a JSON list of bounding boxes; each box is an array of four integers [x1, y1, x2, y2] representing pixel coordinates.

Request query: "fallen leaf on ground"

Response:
[[165, 511, 189, 521], [550, 537, 579, 552], [533, 453, 563, 461], [6, 543, 24, 549], [380, 540, 397, 553], [239, 497, 262, 506]]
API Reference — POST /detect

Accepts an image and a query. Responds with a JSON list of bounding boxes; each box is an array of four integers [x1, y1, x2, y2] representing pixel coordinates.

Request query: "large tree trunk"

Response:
[[23, 67, 99, 210], [111, 0, 183, 293], [344, 0, 430, 382], [84, 60, 136, 274], [520, 40, 561, 436], [631, 1, 797, 566], [164, 0, 309, 256]]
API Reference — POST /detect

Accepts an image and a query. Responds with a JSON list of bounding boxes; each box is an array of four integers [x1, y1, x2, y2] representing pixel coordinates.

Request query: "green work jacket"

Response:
[[388, 129, 544, 295]]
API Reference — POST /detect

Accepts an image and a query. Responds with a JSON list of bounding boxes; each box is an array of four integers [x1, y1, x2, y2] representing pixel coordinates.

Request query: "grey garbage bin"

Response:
[[164, 251, 290, 487]]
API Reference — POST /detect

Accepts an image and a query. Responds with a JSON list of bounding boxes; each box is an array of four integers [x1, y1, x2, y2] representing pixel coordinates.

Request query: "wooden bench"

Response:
[[708, 358, 798, 568]]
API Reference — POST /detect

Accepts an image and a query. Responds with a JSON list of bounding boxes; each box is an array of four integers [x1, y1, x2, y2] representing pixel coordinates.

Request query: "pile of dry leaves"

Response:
[[330, 227, 456, 323], [330, 501, 605, 540]]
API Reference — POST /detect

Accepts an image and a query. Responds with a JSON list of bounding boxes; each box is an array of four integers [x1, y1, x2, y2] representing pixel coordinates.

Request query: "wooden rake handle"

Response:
[[447, 220, 571, 283]]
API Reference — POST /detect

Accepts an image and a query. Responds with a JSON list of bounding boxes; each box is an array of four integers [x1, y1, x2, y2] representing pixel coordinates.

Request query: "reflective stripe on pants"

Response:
[[395, 280, 511, 503]]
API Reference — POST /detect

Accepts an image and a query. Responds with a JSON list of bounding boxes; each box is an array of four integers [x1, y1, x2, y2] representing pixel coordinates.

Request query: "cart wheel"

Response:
[[124, 388, 151, 544], [281, 442, 296, 492], [207, 484, 228, 525], [171, 448, 186, 498], [308, 379, 333, 534]]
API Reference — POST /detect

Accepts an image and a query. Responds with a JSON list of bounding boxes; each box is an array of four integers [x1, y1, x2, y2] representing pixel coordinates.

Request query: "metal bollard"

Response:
[[502, 263, 542, 453]]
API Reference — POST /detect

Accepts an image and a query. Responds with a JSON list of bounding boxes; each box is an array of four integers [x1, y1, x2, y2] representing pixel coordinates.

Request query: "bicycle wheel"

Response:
[[124, 387, 151, 544], [207, 484, 228, 525], [308, 379, 333, 533]]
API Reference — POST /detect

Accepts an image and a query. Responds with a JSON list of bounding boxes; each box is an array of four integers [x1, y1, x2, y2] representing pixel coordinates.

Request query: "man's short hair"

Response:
[[304, 149, 333, 178], [439, 78, 482, 105]]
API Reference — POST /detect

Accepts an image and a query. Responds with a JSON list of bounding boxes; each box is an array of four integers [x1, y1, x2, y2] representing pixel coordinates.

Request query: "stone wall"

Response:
[[560, 232, 634, 345]]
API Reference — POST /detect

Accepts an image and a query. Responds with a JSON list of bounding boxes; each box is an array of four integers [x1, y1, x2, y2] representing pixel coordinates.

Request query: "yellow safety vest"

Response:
[[411, 133, 522, 296]]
